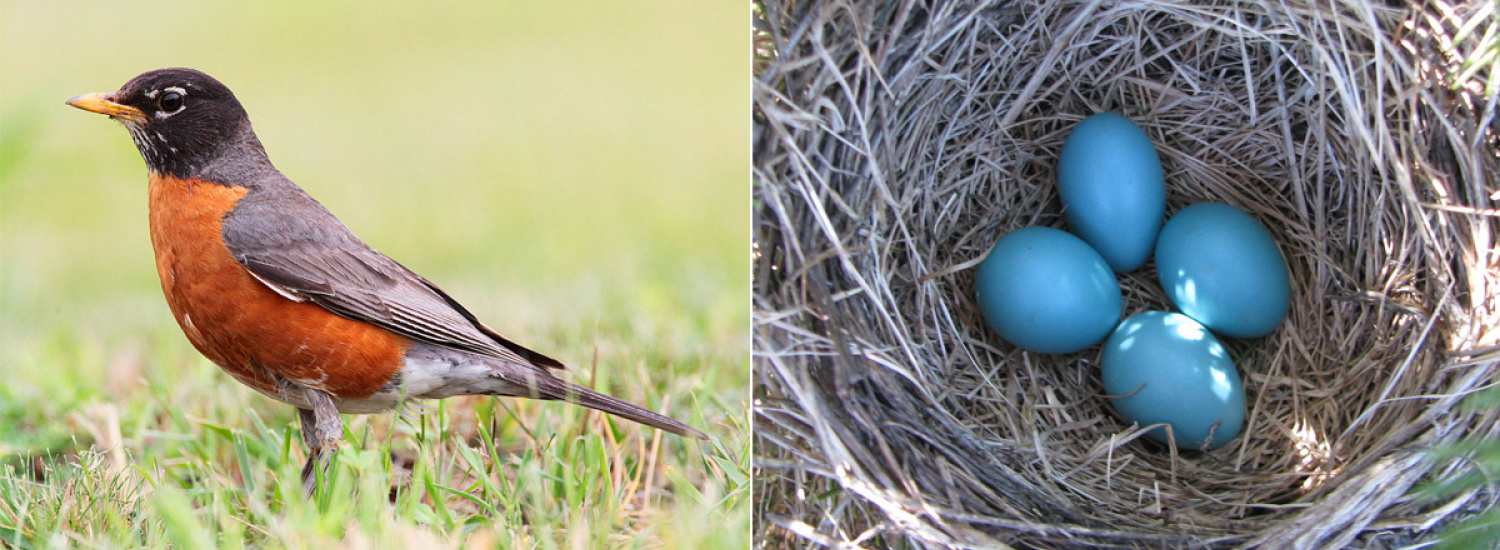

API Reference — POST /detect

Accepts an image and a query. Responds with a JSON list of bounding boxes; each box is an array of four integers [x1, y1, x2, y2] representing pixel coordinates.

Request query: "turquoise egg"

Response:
[[975, 227, 1122, 354], [1057, 113, 1166, 272], [1155, 202, 1291, 338], [1102, 311, 1245, 449]]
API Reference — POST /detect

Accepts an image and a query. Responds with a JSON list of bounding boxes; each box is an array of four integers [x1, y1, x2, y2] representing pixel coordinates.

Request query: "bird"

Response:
[[67, 67, 708, 494]]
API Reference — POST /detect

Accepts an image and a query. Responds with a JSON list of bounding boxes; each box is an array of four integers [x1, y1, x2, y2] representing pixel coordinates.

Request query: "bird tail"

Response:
[[525, 372, 709, 440]]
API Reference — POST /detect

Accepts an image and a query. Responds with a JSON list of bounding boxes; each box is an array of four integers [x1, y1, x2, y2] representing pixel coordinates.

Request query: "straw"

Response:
[[753, 0, 1500, 547]]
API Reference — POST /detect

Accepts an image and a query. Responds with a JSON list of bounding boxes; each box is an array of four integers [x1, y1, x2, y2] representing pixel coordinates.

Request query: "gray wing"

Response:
[[220, 182, 565, 370]]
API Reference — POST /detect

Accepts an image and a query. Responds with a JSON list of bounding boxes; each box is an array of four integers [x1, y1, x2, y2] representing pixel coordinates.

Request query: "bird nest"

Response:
[[752, 0, 1500, 547]]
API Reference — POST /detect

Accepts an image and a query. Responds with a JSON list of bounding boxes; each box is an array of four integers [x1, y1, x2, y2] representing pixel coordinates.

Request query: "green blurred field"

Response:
[[0, 1, 748, 548]]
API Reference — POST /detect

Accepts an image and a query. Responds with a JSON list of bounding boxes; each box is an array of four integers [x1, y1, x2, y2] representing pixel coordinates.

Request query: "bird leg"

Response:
[[297, 388, 343, 496]]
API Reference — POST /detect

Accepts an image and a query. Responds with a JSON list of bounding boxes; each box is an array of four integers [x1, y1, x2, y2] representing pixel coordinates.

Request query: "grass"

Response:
[[1445, 0, 1499, 95], [0, 1, 748, 548], [1423, 386, 1500, 550]]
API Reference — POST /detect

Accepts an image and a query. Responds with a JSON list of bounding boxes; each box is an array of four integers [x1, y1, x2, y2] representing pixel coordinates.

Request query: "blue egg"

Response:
[[1155, 202, 1291, 338], [975, 227, 1122, 354], [1102, 311, 1245, 449], [1058, 113, 1166, 272]]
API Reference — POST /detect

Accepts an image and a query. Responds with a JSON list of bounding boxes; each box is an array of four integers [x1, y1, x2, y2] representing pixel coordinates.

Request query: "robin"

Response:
[[67, 68, 708, 493]]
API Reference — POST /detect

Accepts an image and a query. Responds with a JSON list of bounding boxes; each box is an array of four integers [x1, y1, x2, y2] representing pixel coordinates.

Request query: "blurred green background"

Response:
[[0, 1, 747, 547], [2, 0, 745, 332]]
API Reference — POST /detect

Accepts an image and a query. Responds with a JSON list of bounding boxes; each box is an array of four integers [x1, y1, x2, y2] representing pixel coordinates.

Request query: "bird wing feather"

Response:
[[221, 181, 565, 370]]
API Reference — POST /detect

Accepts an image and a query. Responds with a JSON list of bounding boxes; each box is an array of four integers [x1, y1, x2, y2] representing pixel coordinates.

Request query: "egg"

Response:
[[1155, 202, 1291, 338], [1057, 113, 1166, 272], [1101, 311, 1246, 449], [975, 227, 1122, 354]]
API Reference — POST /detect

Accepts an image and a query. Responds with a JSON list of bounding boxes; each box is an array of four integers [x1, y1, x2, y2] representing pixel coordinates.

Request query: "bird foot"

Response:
[[297, 388, 343, 497]]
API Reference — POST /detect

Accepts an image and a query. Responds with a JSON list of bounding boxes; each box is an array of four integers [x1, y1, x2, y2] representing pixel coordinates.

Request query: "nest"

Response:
[[753, 0, 1500, 548]]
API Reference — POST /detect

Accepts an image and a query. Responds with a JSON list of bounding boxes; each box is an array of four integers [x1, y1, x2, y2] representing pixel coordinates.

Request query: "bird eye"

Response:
[[158, 91, 184, 114]]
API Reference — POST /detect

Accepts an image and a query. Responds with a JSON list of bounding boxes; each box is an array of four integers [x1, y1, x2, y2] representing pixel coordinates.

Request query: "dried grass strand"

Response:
[[754, 0, 1500, 547]]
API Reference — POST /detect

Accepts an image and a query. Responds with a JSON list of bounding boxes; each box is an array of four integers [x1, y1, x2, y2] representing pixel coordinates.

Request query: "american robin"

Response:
[[67, 68, 708, 493]]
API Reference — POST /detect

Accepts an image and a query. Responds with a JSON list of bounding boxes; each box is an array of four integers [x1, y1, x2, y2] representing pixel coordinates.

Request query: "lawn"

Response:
[[0, 1, 748, 548]]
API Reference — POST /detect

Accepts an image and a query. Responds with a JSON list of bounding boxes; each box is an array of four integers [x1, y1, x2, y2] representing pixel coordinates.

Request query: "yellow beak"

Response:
[[66, 92, 148, 124]]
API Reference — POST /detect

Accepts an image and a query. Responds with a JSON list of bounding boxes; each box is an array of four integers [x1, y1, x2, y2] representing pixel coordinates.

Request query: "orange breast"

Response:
[[147, 174, 410, 401]]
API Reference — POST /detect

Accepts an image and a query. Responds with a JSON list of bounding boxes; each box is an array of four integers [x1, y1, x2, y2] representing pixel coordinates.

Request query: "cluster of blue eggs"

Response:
[[973, 113, 1292, 450]]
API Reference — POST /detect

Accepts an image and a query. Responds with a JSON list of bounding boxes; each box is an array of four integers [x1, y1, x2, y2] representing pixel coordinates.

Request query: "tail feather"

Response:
[[526, 372, 709, 440]]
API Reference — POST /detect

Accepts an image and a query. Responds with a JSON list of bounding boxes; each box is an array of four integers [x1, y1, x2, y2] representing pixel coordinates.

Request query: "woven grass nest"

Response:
[[752, 0, 1500, 547]]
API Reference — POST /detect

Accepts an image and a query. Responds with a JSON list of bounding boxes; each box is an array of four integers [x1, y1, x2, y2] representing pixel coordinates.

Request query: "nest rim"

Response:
[[754, 0, 1500, 548]]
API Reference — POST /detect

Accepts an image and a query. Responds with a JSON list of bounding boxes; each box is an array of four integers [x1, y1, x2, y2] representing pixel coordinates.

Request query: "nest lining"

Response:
[[754, 0, 1500, 548]]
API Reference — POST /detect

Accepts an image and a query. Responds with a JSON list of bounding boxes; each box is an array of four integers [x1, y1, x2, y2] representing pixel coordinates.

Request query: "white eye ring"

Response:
[[156, 86, 188, 118]]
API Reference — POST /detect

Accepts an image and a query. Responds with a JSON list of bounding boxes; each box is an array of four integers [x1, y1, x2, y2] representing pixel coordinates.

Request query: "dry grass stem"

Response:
[[754, 0, 1500, 547]]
